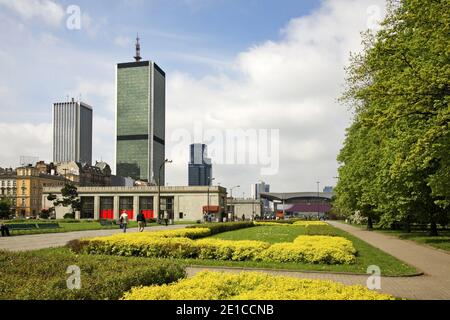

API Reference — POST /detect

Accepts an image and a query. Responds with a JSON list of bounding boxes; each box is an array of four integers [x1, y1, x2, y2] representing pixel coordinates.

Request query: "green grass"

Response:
[[378, 230, 450, 252], [1, 220, 197, 236], [0, 247, 186, 300], [341, 221, 450, 252], [186, 225, 418, 276]]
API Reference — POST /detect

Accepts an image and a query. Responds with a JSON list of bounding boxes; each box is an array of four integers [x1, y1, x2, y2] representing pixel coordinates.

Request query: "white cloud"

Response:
[[0, 123, 52, 167], [165, 0, 387, 191], [0, 0, 64, 27]]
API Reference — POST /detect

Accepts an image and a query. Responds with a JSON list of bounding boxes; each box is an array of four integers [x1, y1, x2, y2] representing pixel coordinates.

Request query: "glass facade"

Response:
[[116, 63, 151, 181]]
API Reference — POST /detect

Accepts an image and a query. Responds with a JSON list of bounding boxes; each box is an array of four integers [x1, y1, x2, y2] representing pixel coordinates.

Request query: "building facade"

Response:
[[227, 198, 262, 221], [42, 186, 227, 222], [53, 98, 93, 165], [188, 144, 212, 186], [55, 161, 111, 187], [0, 169, 17, 214], [116, 39, 166, 184], [15, 166, 66, 217]]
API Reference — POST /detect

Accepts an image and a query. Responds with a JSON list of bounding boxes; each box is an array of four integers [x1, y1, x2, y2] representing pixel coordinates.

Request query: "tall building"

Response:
[[116, 36, 166, 184], [251, 181, 270, 214], [53, 98, 93, 165], [188, 144, 212, 186]]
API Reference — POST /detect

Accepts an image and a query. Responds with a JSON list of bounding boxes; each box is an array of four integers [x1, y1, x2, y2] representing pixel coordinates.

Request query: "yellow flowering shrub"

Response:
[[81, 228, 356, 265], [292, 221, 329, 226], [84, 237, 198, 258], [256, 235, 356, 264], [122, 271, 394, 300], [195, 239, 270, 261]]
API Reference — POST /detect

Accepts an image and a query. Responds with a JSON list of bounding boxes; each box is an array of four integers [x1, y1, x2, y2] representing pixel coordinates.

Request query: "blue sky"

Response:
[[0, 0, 386, 193]]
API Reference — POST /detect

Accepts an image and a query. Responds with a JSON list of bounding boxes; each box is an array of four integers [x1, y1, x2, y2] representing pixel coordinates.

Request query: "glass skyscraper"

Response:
[[188, 144, 212, 186], [116, 39, 166, 183]]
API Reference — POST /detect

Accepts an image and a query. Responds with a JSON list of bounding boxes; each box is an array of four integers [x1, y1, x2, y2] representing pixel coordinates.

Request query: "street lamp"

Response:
[[229, 185, 240, 198], [207, 177, 215, 220], [157, 159, 172, 223], [316, 181, 320, 220]]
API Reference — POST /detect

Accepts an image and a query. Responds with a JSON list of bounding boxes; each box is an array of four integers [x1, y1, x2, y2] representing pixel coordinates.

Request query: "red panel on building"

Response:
[[100, 209, 114, 219]]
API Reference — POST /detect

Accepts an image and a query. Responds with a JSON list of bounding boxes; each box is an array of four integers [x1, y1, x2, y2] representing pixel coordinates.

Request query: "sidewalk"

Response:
[[0, 224, 189, 252]]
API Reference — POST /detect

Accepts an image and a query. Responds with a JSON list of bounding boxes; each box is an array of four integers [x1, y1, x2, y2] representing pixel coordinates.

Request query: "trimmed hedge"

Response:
[[187, 222, 255, 234], [0, 249, 186, 300]]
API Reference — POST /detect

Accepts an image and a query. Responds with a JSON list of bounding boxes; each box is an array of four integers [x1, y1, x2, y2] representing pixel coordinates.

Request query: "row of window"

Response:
[[0, 180, 16, 187]]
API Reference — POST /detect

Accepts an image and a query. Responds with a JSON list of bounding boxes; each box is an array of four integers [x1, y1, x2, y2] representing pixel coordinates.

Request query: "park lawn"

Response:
[[341, 221, 450, 252], [377, 230, 450, 252], [2, 220, 197, 236], [181, 225, 418, 276]]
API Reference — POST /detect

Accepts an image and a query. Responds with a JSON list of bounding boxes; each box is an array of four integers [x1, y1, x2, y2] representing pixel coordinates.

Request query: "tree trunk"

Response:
[[367, 215, 373, 230], [429, 218, 438, 236]]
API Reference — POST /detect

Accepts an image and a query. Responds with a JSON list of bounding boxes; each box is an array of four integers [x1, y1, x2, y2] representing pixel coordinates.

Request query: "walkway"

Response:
[[0, 224, 189, 252], [188, 221, 450, 300]]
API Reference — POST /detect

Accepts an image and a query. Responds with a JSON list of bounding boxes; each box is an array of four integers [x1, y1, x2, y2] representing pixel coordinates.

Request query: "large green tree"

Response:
[[336, 0, 450, 235], [0, 198, 12, 219]]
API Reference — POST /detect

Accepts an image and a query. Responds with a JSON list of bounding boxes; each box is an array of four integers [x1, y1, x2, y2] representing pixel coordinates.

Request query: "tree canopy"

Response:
[[335, 0, 450, 235]]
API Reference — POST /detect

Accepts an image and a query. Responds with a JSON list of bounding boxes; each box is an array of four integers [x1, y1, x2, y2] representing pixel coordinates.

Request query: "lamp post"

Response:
[[207, 177, 215, 221], [316, 181, 320, 220], [157, 159, 172, 224], [230, 185, 240, 198]]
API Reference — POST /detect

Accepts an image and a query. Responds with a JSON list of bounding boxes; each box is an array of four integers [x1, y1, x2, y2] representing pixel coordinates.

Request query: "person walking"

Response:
[[1, 223, 10, 237], [163, 211, 169, 226], [137, 211, 146, 232], [119, 210, 129, 233]]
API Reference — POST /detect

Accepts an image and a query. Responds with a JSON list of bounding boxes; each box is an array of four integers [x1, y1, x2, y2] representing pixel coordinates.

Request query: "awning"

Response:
[[203, 205, 220, 213]]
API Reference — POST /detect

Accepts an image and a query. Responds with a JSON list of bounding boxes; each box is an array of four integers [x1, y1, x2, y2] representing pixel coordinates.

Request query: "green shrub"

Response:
[[187, 222, 254, 235], [63, 213, 76, 220], [0, 249, 186, 300]]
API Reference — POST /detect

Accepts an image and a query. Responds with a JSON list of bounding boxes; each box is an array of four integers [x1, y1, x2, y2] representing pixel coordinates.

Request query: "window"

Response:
[[179, 212, 184, 219]]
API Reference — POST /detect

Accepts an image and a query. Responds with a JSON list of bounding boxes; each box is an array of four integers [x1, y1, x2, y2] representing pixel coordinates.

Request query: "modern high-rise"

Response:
[[53, 98, 93, 165], [188, 144, 212, 186], [116, 36, 166, 183], [251, 181, 270, 213]]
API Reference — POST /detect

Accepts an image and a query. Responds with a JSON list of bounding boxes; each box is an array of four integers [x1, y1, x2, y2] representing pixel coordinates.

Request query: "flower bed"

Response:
[[122, 271, 394, 300], [257, 235, 356, 264], [195, 239, 270, 261], [77, 227, 357, 265], [292, 221, 329, 226]]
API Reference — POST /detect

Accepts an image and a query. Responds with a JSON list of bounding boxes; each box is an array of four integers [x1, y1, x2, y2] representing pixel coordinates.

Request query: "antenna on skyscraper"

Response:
[[134, 33, 142, 62]]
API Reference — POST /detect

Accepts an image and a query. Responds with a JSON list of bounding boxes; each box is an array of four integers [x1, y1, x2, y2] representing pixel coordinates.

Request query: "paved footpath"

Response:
[[188, 221, 450, 300], [0, 224, 189, 252]]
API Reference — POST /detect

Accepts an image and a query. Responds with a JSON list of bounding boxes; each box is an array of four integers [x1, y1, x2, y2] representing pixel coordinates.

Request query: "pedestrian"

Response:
[[119, 210, 129, 233], [163, 211, 169, 226], [242, 214, 246, 221], [137, 210, 146, 232], [1, 223, 10, 237]]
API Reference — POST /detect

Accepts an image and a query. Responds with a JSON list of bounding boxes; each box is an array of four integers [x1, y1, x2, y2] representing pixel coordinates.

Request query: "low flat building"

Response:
[[42, 185, 228, 222], [227, 198, 262, 220]]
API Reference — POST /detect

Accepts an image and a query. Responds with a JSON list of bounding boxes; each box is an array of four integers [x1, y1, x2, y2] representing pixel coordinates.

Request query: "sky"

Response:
[[0, 0, 386, 195]]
